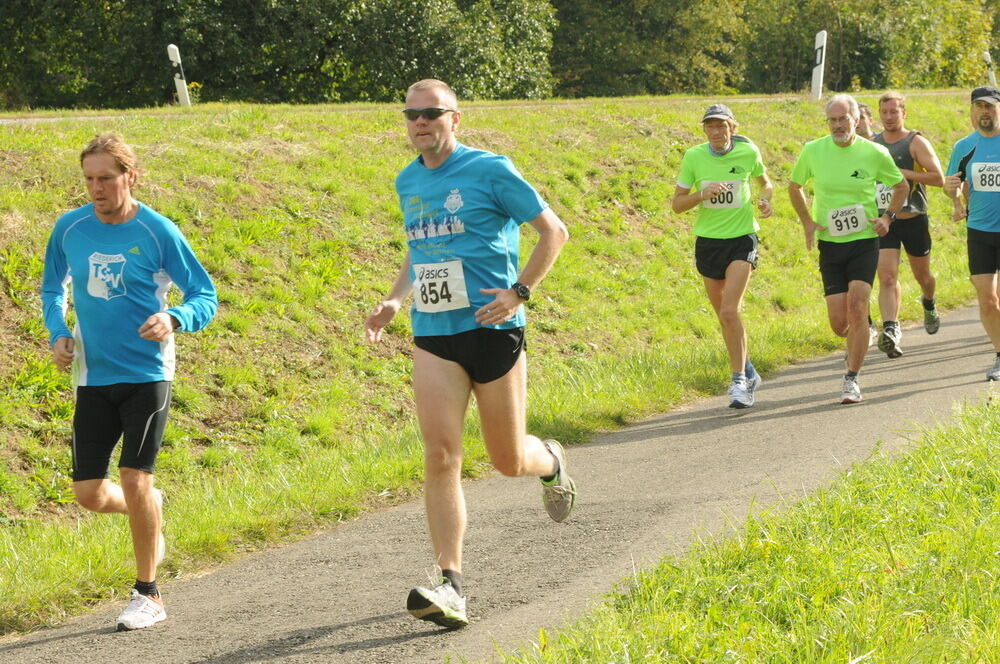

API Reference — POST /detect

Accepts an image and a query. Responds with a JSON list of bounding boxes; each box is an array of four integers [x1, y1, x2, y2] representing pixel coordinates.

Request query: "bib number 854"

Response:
[[419, 280, 452, 306]]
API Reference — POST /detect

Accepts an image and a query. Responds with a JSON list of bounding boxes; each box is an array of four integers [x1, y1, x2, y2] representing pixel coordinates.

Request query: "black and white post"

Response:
[[811, 30, 827, 101], [167, 44, 192, 107], [987, 51, 997, 88]]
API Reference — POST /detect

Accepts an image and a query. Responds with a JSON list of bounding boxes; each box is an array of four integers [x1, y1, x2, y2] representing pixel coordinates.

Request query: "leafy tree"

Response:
[[548, 0, 747, 97]]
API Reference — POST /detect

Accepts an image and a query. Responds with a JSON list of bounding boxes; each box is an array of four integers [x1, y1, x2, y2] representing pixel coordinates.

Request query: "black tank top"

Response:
[[873, 130, 928, 215]]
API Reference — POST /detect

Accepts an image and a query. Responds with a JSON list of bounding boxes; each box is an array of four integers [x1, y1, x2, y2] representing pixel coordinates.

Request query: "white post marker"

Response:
[[811, 30, 827, 100], [167, 44, 192, 107], [986, 51, 997, 88]]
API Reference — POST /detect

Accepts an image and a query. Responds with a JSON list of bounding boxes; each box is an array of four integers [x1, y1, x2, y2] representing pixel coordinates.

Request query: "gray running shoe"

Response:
[[877, 325, 903, 359], [407, 581, 468, 628], [841, 375, 862, 404], [868, 322, 879, 348], [987, 356, 1000, 382], [728, 378, 754, 409], [924, 307, 940, 335], [746, 372, 763, 395], [541, 440, 576, 523]]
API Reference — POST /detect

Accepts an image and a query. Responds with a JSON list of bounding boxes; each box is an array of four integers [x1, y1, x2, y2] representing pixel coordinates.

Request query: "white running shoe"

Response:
[[116, 590, 166, 631], [746, 372, 763, 395], [987, 356, 1000, 381], [877, 325, 903, 359], [841, 375, 862, 404], [407, 581, 468, 628], [728, 378, 754, 409], [868, 322, 879, 348]]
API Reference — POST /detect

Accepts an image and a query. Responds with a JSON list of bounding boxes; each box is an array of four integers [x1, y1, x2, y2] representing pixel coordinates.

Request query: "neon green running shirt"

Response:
[[790, 135, 903, 243], [676, 136, 766, 239]]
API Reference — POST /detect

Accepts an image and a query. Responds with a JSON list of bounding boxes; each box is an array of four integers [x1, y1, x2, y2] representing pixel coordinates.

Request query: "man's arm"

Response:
[[365, 251, 413, 344], [903, 135, 944, 187], [476, 207, 568, 327], [788, 181, 820, 250], [755, 173, 774, 218], [671, 182, 729, 213]]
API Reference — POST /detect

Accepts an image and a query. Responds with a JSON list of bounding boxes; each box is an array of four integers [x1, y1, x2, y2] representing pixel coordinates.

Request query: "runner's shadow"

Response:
[[0, 627, 108, 655], [198, 613, 441, 663]]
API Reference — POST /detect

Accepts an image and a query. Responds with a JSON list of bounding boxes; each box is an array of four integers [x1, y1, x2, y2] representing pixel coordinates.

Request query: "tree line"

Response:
[[0, 0, 995, 109]]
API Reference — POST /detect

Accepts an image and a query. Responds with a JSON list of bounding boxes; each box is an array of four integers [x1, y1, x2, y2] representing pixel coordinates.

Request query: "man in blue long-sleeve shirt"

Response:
[[41, 134, 217, 631]]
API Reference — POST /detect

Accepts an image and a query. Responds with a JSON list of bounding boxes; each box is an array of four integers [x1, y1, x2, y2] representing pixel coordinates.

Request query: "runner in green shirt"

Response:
[[672, 103, 773, 408], [789, 94, 906, 404]]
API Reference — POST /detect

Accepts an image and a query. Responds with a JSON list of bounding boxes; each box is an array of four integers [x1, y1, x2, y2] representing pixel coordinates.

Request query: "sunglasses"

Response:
[[402, 107, 455, 121]]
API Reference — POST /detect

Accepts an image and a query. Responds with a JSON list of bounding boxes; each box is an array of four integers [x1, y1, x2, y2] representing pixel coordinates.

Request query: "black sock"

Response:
[[868, 315, 874, 326], [884, 320, 898, 329], [134, 580, 159, 598], [845, 370, 859, 378], [922, 298, 936, 311], [441, 569, 463, 595]]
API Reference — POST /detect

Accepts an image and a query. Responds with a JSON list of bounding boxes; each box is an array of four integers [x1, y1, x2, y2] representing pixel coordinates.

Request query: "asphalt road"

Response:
[[2, 305, 996, 663]]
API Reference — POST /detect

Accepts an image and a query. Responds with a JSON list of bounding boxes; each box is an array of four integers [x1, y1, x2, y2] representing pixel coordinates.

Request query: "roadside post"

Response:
[[987, 51, 997, 87], [811, 30, 827, 101], [167, 44, 192, 107]]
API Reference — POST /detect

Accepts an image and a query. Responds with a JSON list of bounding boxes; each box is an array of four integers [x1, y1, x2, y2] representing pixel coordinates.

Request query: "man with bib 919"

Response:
[[789, 94, 907, 403], [944, 85, 1000, 380], [365, 79, 574, 629]]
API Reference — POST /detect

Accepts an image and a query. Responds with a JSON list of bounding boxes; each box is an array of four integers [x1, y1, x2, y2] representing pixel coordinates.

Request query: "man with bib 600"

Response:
[[365, 79, 574, 629], [789, 94, 907, 403]]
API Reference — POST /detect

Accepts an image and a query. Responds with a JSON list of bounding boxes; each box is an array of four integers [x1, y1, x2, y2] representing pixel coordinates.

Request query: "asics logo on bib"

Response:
[[418, 265, 450, 280]]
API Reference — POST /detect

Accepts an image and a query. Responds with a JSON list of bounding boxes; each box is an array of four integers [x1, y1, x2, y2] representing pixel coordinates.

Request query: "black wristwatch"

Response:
[[512, 282, 531, 301], [884, 210, 896, 222]]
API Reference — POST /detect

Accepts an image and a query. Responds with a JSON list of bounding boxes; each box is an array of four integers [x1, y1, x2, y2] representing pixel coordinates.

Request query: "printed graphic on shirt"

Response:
[[87, 252, 127, 300], [404, 192, 467, 241]]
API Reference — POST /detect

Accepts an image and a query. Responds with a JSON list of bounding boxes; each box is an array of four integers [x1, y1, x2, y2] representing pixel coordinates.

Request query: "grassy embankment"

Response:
[[0, 92, 979, 633], [500, 400, 999, 663]]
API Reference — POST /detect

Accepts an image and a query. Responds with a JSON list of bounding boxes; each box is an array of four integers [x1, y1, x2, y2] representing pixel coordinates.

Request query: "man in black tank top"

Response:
[[872, 91, 946, 357]]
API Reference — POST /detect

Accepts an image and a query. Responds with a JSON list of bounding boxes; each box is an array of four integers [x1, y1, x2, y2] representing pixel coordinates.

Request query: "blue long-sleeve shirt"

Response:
[[41, 202, 217, 386]]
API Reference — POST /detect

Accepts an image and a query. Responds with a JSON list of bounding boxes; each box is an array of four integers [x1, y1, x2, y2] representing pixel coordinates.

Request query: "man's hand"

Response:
[[475, 288, 523, 326], [801, 219, 820, 250], [365, 300, 401, 344], [139, 313, 178, 342], [873, 214, 892, 236], [52, 336, 74, 370], [757, 198, 773, 219]]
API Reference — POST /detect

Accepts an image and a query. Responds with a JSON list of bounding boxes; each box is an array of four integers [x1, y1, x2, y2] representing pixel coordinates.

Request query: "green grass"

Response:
[[0, 91, 984, 633], [501, 399, 1000, 664]]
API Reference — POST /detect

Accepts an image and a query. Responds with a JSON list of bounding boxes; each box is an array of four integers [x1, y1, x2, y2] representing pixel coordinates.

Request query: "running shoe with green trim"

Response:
[[407, 581, 468, 628], [924, 307, 940, 335], [541, 440, 576, 523]]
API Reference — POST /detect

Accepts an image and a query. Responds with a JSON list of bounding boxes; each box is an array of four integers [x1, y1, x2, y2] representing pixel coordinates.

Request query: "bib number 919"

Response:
[[826, 203, 867, 237]]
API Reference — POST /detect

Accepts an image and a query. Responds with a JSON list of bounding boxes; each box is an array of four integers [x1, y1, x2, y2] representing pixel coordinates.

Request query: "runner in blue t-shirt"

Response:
[[944, 86, 1000, 380], [365, 79, 574, 629], [41, 134, 217, 631]]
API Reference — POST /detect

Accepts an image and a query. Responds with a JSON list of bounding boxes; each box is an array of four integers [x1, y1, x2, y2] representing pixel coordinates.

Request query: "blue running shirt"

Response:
[[41, 202, 217, 386], [396, 143, 547, 336], [946, 132, 1000, 233]]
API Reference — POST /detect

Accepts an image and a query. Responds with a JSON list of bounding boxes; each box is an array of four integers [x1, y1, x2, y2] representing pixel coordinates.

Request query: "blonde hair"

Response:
[[80, 133, 140, 183], [405, 79, 458, 108], [879, 91, 906, 110]]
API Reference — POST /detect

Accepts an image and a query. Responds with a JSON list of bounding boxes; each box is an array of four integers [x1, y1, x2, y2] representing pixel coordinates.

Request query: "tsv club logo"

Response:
[[87, 252, 127, 300]]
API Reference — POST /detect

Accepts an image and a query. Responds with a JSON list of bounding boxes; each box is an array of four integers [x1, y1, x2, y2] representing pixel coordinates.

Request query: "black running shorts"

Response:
[[878, 214, 932, 257], [414, 327, 525, 384], [967, 227, 1000, 275], [818, 237, 879, 296], [71, 381, 172, 481], [694, 233, 759, 280]]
